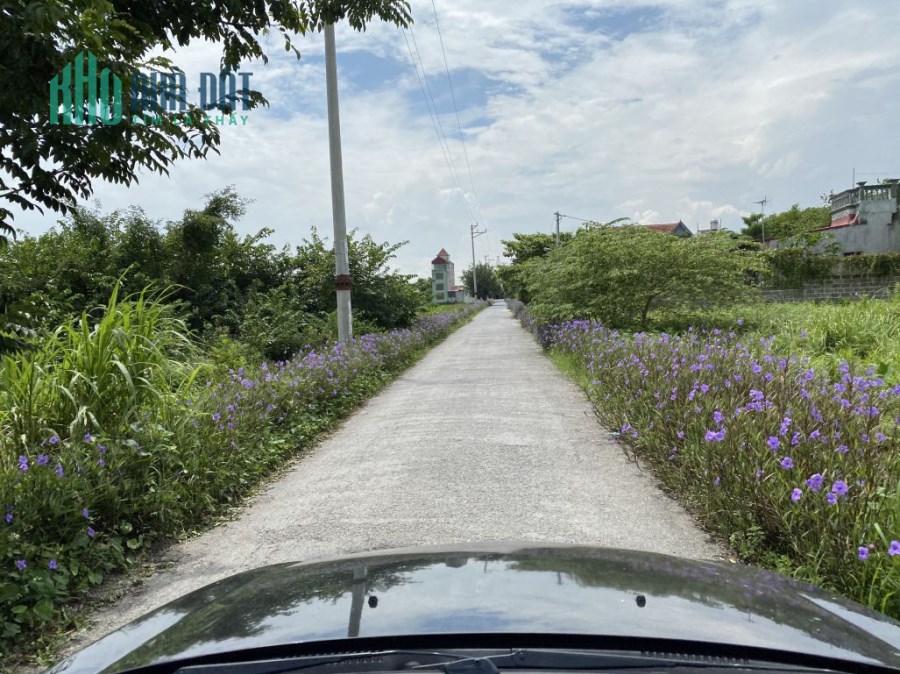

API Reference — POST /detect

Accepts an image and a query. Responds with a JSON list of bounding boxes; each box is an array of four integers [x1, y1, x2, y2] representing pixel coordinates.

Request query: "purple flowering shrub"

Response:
[[516, 308, 900, 619], [0, 293, 483, 652]]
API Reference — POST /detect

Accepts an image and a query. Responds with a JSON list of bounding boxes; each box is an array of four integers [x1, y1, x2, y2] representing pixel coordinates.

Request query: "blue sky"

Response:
[[9, 0, 900, 277]]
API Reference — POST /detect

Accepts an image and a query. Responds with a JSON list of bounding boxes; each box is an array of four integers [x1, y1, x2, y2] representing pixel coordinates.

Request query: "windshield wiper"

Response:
[[174, 648, 819, 674]]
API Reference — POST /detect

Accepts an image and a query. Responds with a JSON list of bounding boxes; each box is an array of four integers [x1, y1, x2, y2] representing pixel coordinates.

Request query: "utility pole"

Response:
[[324, 23, 352, 343], [755, 196, 768, 247], [554, 211, 561, 246], [470, 223, 486, 299]]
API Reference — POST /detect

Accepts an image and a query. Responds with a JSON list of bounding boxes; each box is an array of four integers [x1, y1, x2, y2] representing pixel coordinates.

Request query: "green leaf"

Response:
[[32, 599, 54, 622]]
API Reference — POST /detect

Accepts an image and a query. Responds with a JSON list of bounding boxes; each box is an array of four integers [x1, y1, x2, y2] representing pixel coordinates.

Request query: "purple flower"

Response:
[[713, 410, 725, 426], [806, 474, 824, 492], [49, 435, 59, 445], [212, 412, 221, 422], [15, 559, 26, 571], [241, 378, 254, 389], [826, 492, 838, 505], [889, 541, 900, 557], [98, 458, 105, 468], [87, 527, 96, 539], [18, 455, 28, 471], [791, 488, 803, 502], [875, 433, 887, 443], [48, 559, 58, 571], [737, 319, 744, 326], [4, 512, 12, 524], [780, 457, 794, 470], [705, 429, 726, 443], [767, 436, 780, 451], [84, 432, 93, 442], [99, 444, 106, 454], [56, 463, 64, 477], [713, 476, 721, 486], [700, 384, 710, 394], [809, 430, 821, 440], [82, 508, 90, 519], [36, 454, 49, 465], [836, 444, 849, 454], [833, 480, 849, 496], [858, 546, 869, 561]]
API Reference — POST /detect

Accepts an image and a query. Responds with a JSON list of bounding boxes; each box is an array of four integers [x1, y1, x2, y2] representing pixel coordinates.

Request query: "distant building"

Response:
[[816, 180, 900, 254], [431, 249, 468, 303], [640, 220, 694, 238]]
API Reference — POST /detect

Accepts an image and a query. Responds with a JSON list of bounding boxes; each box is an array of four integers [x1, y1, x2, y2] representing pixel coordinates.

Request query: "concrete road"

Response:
[[60, 303, 723, 655]]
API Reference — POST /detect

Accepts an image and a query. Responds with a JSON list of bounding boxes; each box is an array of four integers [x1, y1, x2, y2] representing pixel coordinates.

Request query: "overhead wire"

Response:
[[399, 23, 477, 224], [429, 0, 484, 227]]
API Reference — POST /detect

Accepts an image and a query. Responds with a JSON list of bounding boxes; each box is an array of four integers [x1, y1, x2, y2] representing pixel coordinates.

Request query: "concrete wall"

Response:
[[761, 271, 899, 302], [828, 200, 900, 254]]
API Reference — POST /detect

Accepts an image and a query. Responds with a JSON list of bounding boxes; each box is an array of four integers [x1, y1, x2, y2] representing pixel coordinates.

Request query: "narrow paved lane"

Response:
[[67, 304, 723, 652]]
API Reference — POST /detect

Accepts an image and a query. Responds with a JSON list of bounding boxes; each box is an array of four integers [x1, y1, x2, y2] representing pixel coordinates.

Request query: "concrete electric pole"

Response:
[[324, 23, 352, 343], [755, 196, 768, 248], [470, 223, 486, 299], [554, 211, 561, 246]]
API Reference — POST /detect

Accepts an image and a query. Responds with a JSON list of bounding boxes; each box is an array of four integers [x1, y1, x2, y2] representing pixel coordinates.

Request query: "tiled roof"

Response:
[[438, 248, 449, 256], [641, 222, 682, 234], [813, 214, 858, 231], [431, 256, 448, 265]]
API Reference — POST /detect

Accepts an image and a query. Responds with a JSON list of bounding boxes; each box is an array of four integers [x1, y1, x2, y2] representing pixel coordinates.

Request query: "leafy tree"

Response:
[[501, 231, 574, 265], [462, 262, 502, 300], [741, 205, 830, 242], [525, 226, 766, 329], [0, 0, 412, 229], [498, 231, 573, 302], [288, 228, 426, 330]]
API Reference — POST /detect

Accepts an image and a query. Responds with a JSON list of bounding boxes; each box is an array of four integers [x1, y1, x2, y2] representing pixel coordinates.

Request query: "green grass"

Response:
[[650, 289, 900, 383]]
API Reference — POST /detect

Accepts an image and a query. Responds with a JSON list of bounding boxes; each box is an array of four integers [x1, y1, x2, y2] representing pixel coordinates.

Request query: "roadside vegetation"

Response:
[[0, 190, 480, 663], [502, 219, 900, 621]]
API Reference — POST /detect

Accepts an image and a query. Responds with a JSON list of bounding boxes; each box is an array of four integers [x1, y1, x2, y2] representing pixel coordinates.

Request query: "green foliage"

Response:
[[461, 262, 503, 299], [288, 228, 426, 330], [524, 226, 765, 329], [498, 231, 574, 302], [741, 204, 830, 242], [0, 189, 429, 354], [843, 253, 900, 278], [0, 286, 481, 662], [651, 293, 900, 384], [513, 303, 900, 621], [765, 232, 841, 288], [0, 0, 412, 229]]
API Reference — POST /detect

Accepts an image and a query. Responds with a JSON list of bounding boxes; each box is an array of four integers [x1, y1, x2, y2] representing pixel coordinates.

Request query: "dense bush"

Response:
[[509, 227, 764, 329], [0, 189, 429, 357], [0, 288, 482, 653], [843, 253, 900, 278], [509, 300, 900, 619]]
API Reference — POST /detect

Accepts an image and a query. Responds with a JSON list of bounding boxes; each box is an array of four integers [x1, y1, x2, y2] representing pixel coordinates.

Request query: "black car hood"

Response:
[[48, 543, 900, 674]]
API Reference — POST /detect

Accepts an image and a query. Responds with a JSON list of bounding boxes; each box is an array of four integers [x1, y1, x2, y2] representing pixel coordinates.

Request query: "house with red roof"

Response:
[[639, 221, 693, 238], [815, 180, 900, 255], [431, 248, 468, 303]]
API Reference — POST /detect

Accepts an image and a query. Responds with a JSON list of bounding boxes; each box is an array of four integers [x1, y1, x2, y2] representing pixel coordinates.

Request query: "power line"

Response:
[[399, 27, 471, 222], [400, 25, 476, 223], [430, 0, 483, 226]]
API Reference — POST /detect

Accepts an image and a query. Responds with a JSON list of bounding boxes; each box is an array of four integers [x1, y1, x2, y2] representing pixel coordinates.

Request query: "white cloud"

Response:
[[10, 0, 900, 274]]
